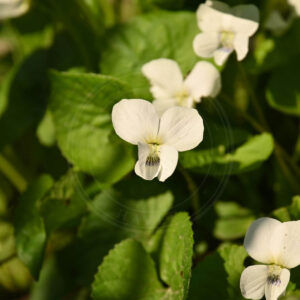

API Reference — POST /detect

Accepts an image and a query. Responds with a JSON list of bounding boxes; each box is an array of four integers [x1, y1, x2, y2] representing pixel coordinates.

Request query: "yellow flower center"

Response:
[[175, 88, 191, 107], [220, 30, 235, 49]]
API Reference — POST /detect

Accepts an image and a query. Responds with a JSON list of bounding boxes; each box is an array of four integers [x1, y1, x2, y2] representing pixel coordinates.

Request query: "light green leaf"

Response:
[[188, 244, 247, 300], [36, 110, 56, 147], [266, 63, 300, 116], [272, 195, 300, 222], [49, 71, 135, 184], [91, 239, 166, 300], [14, 175, 54, 279], [100, 11, 200, 98], [180, 133, 274, 175], [159, 212, 194, 300], [214, 202, 255, 241], [219, 244, 248, 299], [0, 221, 15, 262]]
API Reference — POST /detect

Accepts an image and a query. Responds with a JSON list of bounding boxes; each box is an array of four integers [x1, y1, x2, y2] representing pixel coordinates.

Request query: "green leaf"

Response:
[[49, 71, 135, 184], [0, 221, 15, 262], [159, 212, 194, 300], [188, 244, 247, 300], [36, 110, 56, 147], [91, 239, 166, 300], [82, 189, 174, 238], [14, 175, 54, 279], [213, 202, 255, 241], [266, 63, 300, 116], [39, 171, 87, 233], [100, 11, 200, 98], [58, 189, 173, 285], [272, 195, 300, 222], [30, 256, 74, 300], [180, 133, 274, 175]]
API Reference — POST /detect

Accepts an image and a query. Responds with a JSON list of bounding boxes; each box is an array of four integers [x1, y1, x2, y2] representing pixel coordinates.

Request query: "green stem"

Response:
[[237, 63, 270, 131], [0, 154, 27, 192], [274, 148, 300, 193], [220, 93, 265, 133], [179, 165, 200, 216]]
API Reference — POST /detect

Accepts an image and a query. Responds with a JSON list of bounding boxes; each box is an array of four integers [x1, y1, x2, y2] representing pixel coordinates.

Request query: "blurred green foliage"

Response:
[[0, 0, 299, 299]]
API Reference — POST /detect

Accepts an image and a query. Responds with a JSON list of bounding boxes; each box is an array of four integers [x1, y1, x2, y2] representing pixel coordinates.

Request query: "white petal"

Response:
[[231, 4, 260, 36], [240, 265, 268, 300], [112, 99, 159, 145], [134, 143, 161, 180], [193, 32, 220, 58], [142, 59, 184, 99], [265, 268, 290, 300], [0, 0, 29, 20], [244, 217, 282, 264], [196, 1, 229, 32], [184, 61, 221, 101], [276, 220, 300, 269], [213, 48, 232, 65], [289, 0, 300, 15], [152, 99, 178, 117], [157, 145, 178, 182], [159, 107, 204, 152], [233, 33, 249, 61]]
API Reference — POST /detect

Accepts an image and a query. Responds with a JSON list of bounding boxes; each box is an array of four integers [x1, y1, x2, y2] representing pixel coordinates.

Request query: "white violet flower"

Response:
[[112, 99, 204, 182], [193, 0, 259, 66], [0, 0, 29, 20], [240, 217, 300, 300], [142, 58, 221, 115]]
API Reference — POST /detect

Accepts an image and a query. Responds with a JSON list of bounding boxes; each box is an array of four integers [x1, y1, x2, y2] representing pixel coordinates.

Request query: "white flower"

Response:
[[289, 0, 300, 15], [240, 217, 300, 300], [112, 99, 204, 181], [265, 10, 291, 36], [0, 0, 29, 20], [142, 58, 221, 115], [193, 0, 259, 65]]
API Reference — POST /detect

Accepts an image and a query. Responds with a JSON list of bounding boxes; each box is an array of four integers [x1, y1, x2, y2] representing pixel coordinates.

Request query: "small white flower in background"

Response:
[[0, 0, 29, 20], [289, 0, 300, 15], [240, 217, 300, 300], [265, 0, 300, 35], [112, 99, 204, 181], [193, 0, 259, 66], [142, 58, 221, 115], [265, 10, 291, 36]]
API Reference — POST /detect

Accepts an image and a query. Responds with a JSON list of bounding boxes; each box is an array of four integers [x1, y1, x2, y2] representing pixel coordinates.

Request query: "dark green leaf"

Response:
[[188, 244, 247, 300], [100, 11, 200, 98], [92, 239, 166, 300], [0, 50, 49, 150], [266, 63, 300, 116], [49, 71, 135, 184]]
